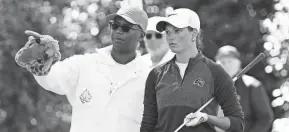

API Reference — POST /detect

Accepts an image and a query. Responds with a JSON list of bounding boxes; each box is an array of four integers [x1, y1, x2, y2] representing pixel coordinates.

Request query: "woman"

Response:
[[140, 8, 244, 132]]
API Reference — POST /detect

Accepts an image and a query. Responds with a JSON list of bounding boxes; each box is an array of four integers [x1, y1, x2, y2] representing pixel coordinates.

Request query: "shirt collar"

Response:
[[96, 45, 141, 65], [168, 51, 204, 66]]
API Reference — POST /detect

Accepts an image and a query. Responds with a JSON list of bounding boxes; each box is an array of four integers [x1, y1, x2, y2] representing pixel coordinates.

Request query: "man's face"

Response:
[[216, 56, 241, 77], [165, 24, 194, 54], [144, 30, 168, 55], [110, 16, 142, 53]]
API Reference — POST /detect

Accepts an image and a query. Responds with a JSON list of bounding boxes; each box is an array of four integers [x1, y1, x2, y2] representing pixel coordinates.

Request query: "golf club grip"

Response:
[[232, 53, 265, 81], [173, 98, 215, 132], [174, 53, 266, 132]]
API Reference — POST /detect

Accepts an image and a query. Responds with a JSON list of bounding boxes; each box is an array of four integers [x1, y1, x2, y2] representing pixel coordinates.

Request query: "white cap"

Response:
[[156, 8, 200, 32], [146, 16, 166, 33]]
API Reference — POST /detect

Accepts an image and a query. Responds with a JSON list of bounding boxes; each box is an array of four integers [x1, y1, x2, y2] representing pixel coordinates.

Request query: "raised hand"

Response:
[[15, 30, 61, 76]]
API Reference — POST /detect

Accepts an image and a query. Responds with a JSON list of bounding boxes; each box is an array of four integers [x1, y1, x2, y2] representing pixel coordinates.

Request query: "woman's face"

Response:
[[216, 56, 241, 77], [164, 24, 195, 54]]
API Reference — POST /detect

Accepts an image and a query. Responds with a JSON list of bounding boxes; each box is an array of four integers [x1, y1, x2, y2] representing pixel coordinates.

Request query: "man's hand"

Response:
[[15, 30, 61, 76], [183, 112, 208, 127]]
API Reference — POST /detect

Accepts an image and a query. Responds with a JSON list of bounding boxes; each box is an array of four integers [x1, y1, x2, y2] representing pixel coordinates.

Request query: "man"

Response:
[[142, 16, 175, 67], [215, 45, 274, 132], [15, 6, 150, 132]]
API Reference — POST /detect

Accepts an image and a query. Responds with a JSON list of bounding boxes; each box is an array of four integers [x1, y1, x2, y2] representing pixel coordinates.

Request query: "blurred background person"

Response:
[[215, 45, 274, 132], [142, 16, 175, 67]]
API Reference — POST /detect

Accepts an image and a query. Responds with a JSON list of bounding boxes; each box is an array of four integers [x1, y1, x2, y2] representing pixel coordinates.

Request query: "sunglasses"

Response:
[[146, 33, 163, 40], [109, 22, 141, 33]]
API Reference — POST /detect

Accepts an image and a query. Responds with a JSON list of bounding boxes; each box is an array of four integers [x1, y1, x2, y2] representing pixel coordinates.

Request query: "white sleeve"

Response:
[[33, 55, 84, 95]]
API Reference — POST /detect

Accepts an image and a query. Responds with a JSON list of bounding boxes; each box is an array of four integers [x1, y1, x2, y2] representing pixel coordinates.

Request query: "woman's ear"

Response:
[[191, 29, 198, 42], [191, 30, 198, 42]]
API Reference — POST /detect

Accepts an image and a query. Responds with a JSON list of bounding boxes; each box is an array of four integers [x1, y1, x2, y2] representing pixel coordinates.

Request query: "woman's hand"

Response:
[[183, 112, 208, 127]]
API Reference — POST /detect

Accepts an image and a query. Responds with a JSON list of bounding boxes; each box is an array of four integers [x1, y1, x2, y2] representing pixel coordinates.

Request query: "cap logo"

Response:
[[168, 13, 177, 17]]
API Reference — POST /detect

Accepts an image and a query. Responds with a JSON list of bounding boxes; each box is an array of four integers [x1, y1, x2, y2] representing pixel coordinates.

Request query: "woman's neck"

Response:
[[176, 46, 198, 64]]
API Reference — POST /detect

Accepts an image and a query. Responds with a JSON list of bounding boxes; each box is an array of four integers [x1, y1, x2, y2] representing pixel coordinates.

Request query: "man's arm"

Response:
[[140, 69, 158, 132], [15, 31, 82, 96], [33, 55, 83, 95], [211, 64, 245, 132], [249, 84, 274, 132]]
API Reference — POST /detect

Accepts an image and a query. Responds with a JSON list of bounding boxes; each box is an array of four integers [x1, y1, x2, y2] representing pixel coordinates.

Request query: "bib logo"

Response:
[[79, 89, 92, 104], [193, 78, 205, 87]]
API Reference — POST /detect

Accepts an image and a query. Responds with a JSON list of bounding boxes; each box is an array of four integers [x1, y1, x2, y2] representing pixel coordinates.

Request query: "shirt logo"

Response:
[[79, 89, 92, 104], [193, 78, 205, 87]]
